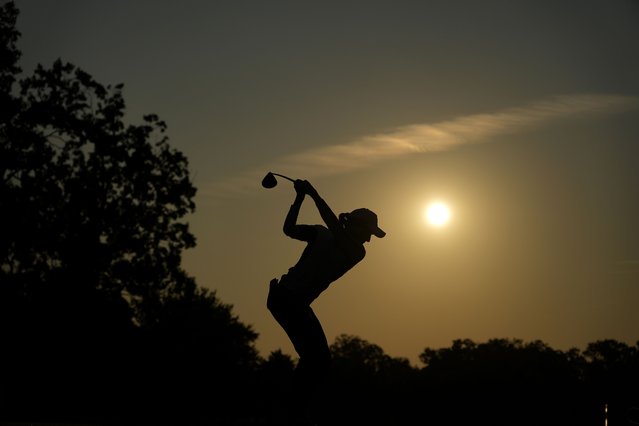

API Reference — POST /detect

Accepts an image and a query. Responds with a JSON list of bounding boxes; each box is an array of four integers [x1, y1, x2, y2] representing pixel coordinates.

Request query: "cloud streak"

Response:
[[204, 94, 639, 198]]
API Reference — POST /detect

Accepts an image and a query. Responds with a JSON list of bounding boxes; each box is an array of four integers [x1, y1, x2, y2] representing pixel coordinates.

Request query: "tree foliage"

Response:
[[1, 3, 261, 424], [0, 0, 20, 98], [2, 55, 198, 324], [324, 334, 417, 425]]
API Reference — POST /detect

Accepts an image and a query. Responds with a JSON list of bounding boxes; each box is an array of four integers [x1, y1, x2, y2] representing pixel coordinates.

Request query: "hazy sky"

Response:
[[15, 1, 639, 365]]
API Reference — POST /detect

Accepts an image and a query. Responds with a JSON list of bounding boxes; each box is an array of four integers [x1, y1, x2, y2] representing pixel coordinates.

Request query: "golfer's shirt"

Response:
[[280, 225, 363, 304]]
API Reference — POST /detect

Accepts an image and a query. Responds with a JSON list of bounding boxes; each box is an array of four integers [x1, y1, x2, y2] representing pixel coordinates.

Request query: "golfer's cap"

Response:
[[350, 208, 386, 238]]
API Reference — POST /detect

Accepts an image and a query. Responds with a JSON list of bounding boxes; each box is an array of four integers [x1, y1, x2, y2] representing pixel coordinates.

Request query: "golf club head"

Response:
[[261, 172, 278, 189]]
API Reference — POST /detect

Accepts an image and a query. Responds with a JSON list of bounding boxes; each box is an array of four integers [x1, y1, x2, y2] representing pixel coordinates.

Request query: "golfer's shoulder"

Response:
[[334, 231, 365, 261], [345, 242, 365, 265]]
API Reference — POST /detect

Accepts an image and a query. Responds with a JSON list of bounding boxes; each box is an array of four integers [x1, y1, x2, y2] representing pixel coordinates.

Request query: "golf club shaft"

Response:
[[272, 173, 295, 183]]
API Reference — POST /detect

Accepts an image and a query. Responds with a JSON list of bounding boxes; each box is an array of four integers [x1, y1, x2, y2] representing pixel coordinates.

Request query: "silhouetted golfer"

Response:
[[267, 179, 385, 425]]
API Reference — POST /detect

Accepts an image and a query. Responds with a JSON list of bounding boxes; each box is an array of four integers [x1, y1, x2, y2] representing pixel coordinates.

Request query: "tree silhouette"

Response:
[[583, 339, 639, 425], [134, 287, 261, 424], [2, 56, 197, 324], [418, 338, 586, 425], [0, 0, 20, 118], [324, 334, 417, 425], [256, 350, 297, 425], [0, 3, 261, 424]]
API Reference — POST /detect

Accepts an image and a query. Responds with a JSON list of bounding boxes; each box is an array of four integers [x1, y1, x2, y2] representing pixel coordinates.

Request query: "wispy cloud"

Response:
[[203, 94, 639, 198]]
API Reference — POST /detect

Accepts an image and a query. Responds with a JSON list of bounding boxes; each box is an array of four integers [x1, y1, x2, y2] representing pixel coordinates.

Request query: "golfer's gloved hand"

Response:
[[294, 179, 306, 195], [302, 180, 319, 198]]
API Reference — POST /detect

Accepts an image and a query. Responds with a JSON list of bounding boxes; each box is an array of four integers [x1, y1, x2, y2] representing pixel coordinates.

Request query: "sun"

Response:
[[425, 202, 451, 227]]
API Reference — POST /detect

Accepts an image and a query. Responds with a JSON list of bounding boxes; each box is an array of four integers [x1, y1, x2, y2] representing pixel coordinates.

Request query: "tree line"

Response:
[[1, 2, 638, 425]]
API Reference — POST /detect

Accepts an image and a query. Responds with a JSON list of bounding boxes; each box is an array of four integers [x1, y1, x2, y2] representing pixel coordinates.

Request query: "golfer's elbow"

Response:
[[283, 223, 298, 238], [284, 229, 301, 240]]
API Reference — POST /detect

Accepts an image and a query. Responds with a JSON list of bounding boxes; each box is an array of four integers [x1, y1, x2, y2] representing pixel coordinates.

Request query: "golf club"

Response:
[[262, 172, 295, 189]]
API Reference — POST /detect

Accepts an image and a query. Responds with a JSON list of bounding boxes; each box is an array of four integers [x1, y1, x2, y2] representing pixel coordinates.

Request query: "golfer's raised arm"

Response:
[[302, 181, 341, 235], [282, 181, 306, 239]]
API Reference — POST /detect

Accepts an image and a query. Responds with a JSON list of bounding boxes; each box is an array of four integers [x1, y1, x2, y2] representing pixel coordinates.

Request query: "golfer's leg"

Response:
[[291, 307, 331, 423], [294, 307, 331, 380]]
